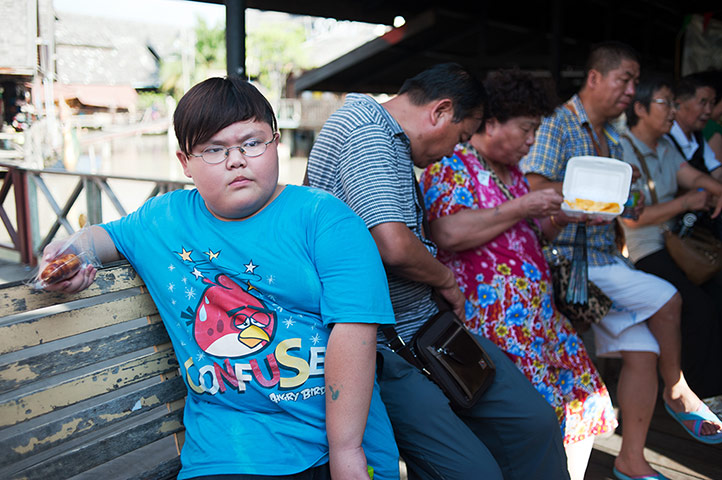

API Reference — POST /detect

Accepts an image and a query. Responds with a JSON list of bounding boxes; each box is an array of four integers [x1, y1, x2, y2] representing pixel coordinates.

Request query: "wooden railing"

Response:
[[0, 161, 192, 265]]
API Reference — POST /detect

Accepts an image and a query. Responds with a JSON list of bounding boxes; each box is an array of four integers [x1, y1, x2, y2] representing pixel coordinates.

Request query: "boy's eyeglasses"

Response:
[[188, 133, 278, 165]]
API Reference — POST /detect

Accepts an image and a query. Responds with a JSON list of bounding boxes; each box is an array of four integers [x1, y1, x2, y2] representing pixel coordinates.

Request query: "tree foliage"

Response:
[[246, 21, 310, 102], [158, 15, 309, 103]]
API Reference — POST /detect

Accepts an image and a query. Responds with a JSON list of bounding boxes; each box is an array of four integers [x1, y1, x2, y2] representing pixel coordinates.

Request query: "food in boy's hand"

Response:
[[564, 198, 620, 213], [40, 253, 82, 285]]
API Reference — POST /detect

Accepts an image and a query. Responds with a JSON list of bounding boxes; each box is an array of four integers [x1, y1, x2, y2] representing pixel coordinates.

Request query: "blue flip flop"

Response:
[[664, 401, 722, 444], [612, 466, 669, 480]]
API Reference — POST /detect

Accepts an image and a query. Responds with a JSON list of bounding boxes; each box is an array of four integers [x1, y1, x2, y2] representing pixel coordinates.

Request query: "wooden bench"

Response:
[[0, 262, 186, 480]]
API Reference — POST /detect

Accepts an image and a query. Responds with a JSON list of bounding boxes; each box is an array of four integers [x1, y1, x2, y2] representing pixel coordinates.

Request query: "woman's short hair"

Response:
[[479, 69, 555, 132], [625, 75, 673, 127], [174, 77, 277, 155]]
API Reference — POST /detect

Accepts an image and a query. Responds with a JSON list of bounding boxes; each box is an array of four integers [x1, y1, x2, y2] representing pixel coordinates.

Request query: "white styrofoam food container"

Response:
[[561, 156, 632, 219]]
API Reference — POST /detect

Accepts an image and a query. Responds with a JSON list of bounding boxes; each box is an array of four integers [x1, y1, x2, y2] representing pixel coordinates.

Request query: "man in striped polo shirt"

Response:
[[308, 63, 568, 480]]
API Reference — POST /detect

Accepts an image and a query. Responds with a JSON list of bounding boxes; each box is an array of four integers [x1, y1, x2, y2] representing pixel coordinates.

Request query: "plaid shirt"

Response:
[[519, 94, 623, 266]]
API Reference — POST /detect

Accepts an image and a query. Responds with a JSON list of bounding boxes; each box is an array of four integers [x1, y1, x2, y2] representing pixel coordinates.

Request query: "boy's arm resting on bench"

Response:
[[42, 225, 122, 293], [325, 322, 377, 480]]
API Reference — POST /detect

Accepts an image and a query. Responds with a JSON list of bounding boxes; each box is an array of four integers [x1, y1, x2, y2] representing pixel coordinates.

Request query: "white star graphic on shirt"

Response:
[[168, 283, 175, 292], [267, 275, 275, 285], [191, 268, 204, 279], [185, 287, 196, 300], [283, 318, 295, 328], [195, 351, 206, 362], [181, 277, 188, 284], [168, 264, 175, 272], [310, 333, 321, 345], [244, 260, 258, 273]]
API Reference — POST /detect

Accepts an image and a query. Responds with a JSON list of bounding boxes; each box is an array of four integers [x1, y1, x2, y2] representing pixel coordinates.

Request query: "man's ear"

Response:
[[176, 151, 192, 179], [429, 99, 454, 126], [587, 69, 601, 90]]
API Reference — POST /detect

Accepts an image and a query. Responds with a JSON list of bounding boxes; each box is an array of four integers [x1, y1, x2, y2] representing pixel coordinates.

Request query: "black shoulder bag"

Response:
[[381, 175, 495, 410]]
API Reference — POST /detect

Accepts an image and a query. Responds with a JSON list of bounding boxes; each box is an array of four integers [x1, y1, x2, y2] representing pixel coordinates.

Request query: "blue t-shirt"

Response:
[[102, 185, 399, 479]]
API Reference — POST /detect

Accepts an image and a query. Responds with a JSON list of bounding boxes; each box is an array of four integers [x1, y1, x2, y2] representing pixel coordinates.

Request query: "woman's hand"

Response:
[[520, 188, 563, 218], [681, 189, 709, 212]]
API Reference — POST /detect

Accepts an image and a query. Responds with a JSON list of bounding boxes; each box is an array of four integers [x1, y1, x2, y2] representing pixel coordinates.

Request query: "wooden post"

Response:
[[85, 177, 102, 225], [12, 168, 35, 266]]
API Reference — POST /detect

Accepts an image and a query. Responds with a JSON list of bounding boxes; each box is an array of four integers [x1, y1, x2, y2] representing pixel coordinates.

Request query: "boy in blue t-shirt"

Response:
[[41, 77, 399, 480]]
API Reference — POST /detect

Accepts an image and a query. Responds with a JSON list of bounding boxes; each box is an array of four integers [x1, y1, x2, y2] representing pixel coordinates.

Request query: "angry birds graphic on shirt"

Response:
[[175, 246, 277, 358], [171, 245, 326, 402], [193, 273, 277, 358]]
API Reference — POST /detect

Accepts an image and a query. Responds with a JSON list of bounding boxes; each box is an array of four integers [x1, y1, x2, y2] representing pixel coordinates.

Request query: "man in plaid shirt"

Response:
[[521, 42, 722, 480]]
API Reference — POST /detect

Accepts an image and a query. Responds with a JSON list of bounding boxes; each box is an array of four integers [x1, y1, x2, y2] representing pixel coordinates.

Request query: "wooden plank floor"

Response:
[[587, 398, 722, 480], [585, 357, 722, 480]]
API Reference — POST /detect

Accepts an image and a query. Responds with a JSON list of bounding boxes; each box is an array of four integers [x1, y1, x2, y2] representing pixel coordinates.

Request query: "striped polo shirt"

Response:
[[307, 93, 438, 343]]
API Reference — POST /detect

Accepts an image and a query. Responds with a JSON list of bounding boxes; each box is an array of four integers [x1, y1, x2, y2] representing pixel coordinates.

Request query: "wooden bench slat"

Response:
[[1, 262, 185, 478], [128, 456, 182, 480], [0, 321, 171, 394], [9, 407, 184, 480], [0, 348, 179, 428], [0, 263, 144, 316], [0, 293, 159, 355], [0, 376, 186, 468]]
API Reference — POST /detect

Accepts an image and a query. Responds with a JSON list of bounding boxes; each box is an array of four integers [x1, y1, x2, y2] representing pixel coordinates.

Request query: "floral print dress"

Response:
[[420, 143, 617, 445]]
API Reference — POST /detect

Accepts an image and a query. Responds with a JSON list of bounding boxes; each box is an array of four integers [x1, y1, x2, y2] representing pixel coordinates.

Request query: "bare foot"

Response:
[[663, 389, 722, 436]]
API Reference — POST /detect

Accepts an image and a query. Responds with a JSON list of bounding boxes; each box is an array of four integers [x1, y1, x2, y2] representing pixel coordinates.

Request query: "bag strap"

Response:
[[565, 102, 604, 157], [622, 133, 658, 205], [667, 131, 708, 174], [466, 144, 547, 243], [380, 172, 448, 366]]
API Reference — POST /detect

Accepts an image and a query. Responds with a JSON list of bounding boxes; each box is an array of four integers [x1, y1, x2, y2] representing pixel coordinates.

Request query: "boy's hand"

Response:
[[42, 264, 97, 293], [39, 242, 97, 293]]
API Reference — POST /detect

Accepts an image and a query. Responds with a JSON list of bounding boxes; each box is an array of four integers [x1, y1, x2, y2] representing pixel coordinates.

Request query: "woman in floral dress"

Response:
[[420, 70, 617, 480]]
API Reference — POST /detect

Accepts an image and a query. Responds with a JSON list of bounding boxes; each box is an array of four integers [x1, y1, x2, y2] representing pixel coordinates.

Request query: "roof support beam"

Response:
[[225, 0, 246, 77]]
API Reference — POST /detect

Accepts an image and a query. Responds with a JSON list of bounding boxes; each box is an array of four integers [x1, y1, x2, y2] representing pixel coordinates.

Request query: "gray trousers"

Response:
[[378, 334, 570, 480]]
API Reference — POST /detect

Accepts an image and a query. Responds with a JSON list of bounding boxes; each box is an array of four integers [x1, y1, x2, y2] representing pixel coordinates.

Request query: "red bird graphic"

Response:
[[192, 274, 276, 358]]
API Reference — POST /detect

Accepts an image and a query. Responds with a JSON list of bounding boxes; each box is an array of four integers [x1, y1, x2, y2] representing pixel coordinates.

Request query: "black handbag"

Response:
[[380, 177, 496, 409], [382, 302, 496, 410], [547, 248, 613, 332]]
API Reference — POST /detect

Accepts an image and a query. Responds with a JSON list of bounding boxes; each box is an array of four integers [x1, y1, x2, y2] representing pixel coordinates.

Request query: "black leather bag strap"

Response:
[[381, 172, 445, 366], [667, 131, 708, 174]]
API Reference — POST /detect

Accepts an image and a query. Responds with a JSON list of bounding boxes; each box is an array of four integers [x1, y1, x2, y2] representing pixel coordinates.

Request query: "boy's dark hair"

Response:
[[398, 63, 486, 122], [675, 72, 717, 102], [479, 69, 555, 133], [585, 41, 640, 77], [625, 75, 673, 127], [625, 75, 672, 127], [174, 77, 277, 155]]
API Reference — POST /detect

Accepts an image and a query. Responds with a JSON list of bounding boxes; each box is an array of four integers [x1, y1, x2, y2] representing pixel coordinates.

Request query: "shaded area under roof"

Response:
[[193, 0, 720, 94]]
